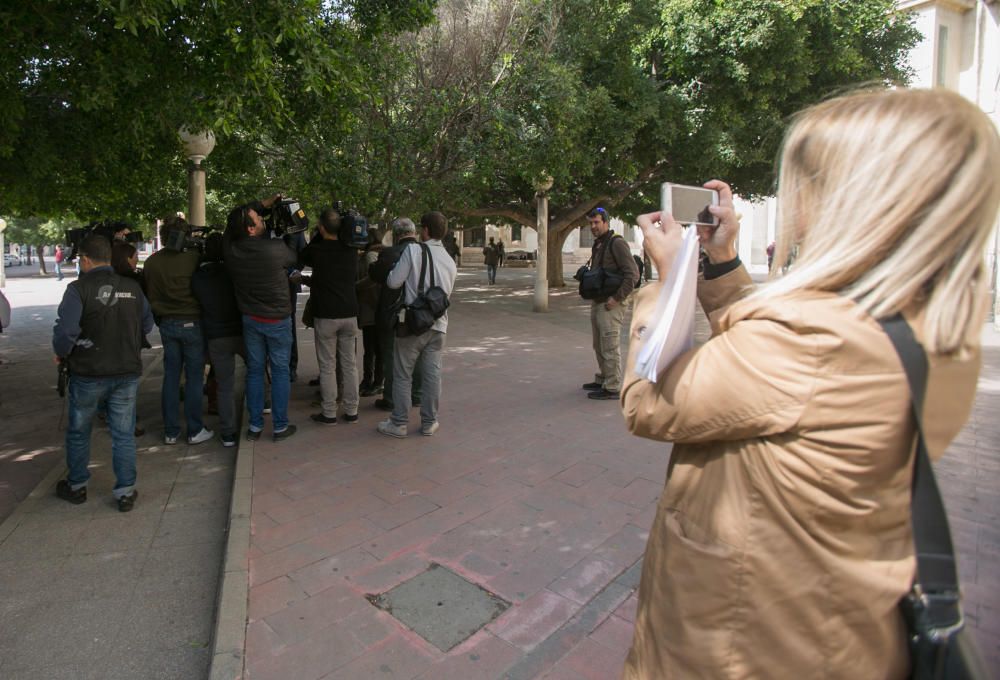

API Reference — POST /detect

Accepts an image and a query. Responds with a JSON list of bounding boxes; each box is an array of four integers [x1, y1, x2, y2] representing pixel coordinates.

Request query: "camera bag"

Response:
[[577, 234, 626, 300], [402, 243, 449, 335], [879, 314, 989, 680]]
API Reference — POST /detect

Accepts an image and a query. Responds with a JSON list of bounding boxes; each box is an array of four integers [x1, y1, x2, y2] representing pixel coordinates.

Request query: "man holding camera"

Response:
[[583, 207, 639, 400], [224, 195, 299, 441], [52, 235, 154, 512], [144, 216, 214, 445], [377, 212, 456, 438]]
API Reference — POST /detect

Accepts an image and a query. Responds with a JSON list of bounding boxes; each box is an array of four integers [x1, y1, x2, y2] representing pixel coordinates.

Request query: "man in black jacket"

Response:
[[369, 217, 422, 412], [224, 196, 298, 442], [52, 235, 154, 512], [299, 207, 361, 424], [192, 233, 245, 447]]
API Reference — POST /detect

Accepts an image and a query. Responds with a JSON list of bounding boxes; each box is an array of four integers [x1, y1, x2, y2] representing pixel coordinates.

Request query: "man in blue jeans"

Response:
[[225, 195, 299, 441], [144, 216, 214, 445], [53, 235, 154, 511]]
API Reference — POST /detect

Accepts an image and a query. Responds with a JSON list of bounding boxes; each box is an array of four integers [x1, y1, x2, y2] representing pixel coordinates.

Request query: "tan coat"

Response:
[[620, 267, 980, 680]]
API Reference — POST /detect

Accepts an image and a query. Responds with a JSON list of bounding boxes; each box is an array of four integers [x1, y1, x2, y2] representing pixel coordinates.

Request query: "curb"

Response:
[[208, 423, 253, 680]]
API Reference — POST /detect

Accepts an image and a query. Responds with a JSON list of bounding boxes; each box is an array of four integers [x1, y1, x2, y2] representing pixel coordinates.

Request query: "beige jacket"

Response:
[[620, 266, 980, 680]]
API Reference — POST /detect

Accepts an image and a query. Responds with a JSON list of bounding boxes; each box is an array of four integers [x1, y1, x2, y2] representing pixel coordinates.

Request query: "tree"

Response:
[[3, 217, 74, 275], [307, 0, 918, 286], [0, 0, 436, 223]]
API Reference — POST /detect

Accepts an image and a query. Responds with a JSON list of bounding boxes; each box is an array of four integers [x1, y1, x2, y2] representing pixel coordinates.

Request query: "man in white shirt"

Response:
[[377, 211, 458, 438]]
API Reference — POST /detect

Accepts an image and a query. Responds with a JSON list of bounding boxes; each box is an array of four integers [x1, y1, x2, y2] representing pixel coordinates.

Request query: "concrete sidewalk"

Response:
[[234, 268, 1000, 679], [0, 273, 235, 679]]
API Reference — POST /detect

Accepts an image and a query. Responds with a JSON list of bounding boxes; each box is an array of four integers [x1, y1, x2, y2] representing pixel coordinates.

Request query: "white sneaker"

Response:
[[164, 435, 178, 445], [377, 419, 407, 438], [188, 427, 214, 445], [421, 422, 439, 436]]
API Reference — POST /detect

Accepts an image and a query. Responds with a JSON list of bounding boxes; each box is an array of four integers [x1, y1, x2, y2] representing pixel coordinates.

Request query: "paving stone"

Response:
[[373, 563, 510, 652]]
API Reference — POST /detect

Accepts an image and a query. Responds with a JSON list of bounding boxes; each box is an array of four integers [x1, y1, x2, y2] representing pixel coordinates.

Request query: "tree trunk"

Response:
[[546, 226, 574, 288], [36, 245, 47, 275]]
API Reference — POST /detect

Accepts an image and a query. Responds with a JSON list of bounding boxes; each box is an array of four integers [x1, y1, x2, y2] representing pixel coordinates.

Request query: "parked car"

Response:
[[3, 253, 20, 267]]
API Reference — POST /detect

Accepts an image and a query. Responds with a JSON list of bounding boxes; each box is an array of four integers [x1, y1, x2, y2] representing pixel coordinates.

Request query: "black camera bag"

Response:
[[402, 243, 449, 335], [577, 234, 626, 300]]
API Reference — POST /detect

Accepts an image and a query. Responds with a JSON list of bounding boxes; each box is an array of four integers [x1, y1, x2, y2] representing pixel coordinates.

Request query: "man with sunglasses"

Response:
[[582, 207, 639, 400]]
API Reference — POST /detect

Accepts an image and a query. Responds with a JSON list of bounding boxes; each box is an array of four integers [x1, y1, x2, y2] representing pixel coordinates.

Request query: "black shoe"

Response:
[[308, 377, 320, 387], [374, 398, 394, 411], [56, 480, 86, 505], [343, 413, 359, 424], [117, 490, 138, 513], [246, 428, 262, 441], [582, 382, 603, 391], [311, 413, 337, 425], [273, 424, 298, 441], [587, 388, 620, 400]]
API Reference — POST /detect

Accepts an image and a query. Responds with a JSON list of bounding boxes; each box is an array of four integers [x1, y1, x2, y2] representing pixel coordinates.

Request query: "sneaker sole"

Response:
[[377, 427, 406, 439]]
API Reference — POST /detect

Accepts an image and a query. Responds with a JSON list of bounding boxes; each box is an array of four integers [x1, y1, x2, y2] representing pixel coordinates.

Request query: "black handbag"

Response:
[[879, 315, 990, 680], [402, 243, 449, 336]]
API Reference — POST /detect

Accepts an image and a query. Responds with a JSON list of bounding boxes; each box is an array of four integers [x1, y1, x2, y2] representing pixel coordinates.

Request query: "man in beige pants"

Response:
[[582, 207, 639, 400]]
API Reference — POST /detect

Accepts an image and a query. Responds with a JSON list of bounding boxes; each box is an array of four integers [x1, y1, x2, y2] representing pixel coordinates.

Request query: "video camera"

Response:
[[266, 199, 309, 237], [332, 201, 370, 249], [161, 225, 219, 253], [64, 221, 144, 261]]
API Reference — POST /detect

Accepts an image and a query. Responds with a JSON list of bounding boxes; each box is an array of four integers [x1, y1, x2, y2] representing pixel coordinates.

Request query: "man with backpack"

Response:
[[581, 207, 639, 400], [377, 211, 457, 438]]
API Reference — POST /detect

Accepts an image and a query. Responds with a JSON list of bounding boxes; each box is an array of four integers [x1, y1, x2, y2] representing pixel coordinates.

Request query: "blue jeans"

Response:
[[66, 375, 138, 498], [243, 315, 292, 432], [158, 318, 205, 438], [487, 264, 497, 284], [55, 261, 64, 280]]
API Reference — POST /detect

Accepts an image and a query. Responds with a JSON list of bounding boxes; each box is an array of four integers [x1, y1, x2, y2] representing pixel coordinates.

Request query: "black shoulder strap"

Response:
[[878, 314, 959, 596], [417, 242, 435, 293]]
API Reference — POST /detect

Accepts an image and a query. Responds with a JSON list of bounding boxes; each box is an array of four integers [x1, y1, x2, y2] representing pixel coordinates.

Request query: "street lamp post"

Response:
[[533, 175, 553, 313], [178, 128, 216, 228]]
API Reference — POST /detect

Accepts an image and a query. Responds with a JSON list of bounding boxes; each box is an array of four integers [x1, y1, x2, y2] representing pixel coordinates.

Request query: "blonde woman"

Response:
[[622, 88, 1000, 679]]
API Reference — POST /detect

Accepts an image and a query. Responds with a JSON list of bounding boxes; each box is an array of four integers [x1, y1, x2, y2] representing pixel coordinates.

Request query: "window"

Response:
[[466, 227, 485, 247], [936, 25, 949, 88], [579, 226, 594, 248], [511, 224, 522, 242]]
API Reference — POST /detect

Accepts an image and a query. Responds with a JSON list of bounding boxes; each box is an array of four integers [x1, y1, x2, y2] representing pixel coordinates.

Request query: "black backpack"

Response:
[[633, 254, 645, 288]]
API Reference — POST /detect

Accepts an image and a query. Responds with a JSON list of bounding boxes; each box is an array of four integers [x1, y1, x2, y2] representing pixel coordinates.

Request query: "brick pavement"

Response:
[[241, 267, 1000, 679]]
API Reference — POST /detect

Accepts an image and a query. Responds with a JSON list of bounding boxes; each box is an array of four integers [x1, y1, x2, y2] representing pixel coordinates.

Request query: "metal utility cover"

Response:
[[369, 563, 509, 652]]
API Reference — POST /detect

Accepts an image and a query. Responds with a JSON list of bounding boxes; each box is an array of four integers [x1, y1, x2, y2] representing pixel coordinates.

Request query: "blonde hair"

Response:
[[754, 88, 1000, 354]]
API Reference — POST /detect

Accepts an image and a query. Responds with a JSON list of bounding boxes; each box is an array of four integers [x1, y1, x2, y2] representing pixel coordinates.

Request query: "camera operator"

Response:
[[192, 232, 245, 448], [52, 234, 154, 512], [298, 207, 361, 425], [144, 216, 213, 446], [224, 195, 298, 442]]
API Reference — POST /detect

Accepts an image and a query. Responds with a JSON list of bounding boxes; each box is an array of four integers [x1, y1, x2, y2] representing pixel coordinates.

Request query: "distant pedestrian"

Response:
[[52, 235, 153, 512], [357, 232, 384, 397], [377, 211, 457, 438], [483, 237, 500, 285], [54, 244, 65, 281], [496, 240, 505, 268]]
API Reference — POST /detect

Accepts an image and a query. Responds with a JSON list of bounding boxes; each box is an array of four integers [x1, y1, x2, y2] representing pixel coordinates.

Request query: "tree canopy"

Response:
[[2, 0, 919, 286]]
